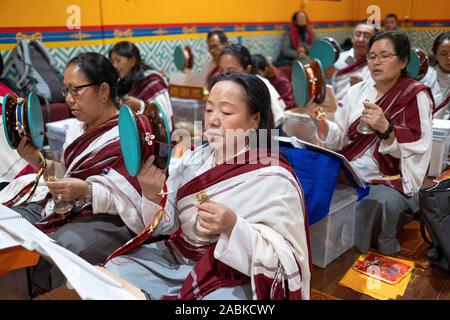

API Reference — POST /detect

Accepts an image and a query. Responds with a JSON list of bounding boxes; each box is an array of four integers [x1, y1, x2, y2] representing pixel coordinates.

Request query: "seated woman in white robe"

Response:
[[428, 32, 450, 119], [306, 31, 433, 255], [104, 72, 311, 300], [218, 44, 286, 129], [0, 53, 145, 294]]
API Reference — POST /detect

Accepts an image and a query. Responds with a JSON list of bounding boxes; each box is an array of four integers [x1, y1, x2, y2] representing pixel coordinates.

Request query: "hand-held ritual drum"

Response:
[[291, 58, 327, 107], [119, 101, 172, 176], [309, 37, 341, 70], [1, 92, 44, 150], [174, 45, 194, 72], [407, 48, 429, 80]]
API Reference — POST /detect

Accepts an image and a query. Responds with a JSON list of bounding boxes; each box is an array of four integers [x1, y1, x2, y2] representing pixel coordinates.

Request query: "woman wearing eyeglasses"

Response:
[[0, 52, 144, 295], [109, 41, 173, 131], [306, 31, 433, 255]]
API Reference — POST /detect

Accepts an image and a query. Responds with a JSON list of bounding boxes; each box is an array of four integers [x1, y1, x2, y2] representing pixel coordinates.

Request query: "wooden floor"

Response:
[[37, 220, 450, 301], [311, 220, 450, 300], [5, 201, 450, 300]]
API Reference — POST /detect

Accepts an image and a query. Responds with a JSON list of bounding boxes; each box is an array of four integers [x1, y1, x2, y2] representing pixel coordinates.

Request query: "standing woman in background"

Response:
[[109, 41, 173, 130]]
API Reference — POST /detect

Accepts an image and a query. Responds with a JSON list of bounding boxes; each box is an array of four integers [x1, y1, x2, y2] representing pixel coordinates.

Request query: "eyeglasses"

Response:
[[60, 83, 96, 98], [366, 52, 398, 63]]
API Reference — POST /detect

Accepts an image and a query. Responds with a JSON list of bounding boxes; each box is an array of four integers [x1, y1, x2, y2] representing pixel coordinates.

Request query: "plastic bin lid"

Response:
[[46, 118, 78, 140], [328, 183, 358, 215], [433, 128, 450, 139]]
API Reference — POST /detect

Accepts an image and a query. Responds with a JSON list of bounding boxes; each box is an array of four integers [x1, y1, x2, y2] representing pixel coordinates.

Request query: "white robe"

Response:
[[138, 145, 310, 299], [430, 66, 450, 119], [0, 117, 29, 182], [421, 66, 444, 106], [331, 48, 371, 103], [323, 80, 433, 196], [0, 118, 144, 234]]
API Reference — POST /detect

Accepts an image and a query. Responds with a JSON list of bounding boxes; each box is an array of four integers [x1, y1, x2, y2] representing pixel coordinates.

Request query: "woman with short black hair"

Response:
[[251, 53, 296, 109]]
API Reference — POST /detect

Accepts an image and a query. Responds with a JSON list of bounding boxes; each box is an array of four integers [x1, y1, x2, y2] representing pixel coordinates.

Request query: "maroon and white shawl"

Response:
[[108, 147, 311, 300], [340, 77, 434, 194]]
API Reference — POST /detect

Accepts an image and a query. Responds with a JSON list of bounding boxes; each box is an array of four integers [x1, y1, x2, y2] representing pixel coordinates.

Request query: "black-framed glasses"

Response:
[[60, 83, 97, 98]]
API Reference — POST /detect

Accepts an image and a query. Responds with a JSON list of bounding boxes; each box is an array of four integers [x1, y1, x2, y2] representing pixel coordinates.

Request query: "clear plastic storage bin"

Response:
[[170, 97, 205, 136], [310, 183, 358, 268], [429, 127, 450, 177]]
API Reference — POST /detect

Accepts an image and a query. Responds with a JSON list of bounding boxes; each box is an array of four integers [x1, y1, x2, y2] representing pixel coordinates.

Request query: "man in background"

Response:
[[384, 13, 401, 31]]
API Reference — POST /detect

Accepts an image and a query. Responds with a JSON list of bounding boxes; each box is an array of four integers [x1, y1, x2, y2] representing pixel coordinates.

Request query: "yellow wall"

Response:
[[412, 0, 450, 20], [101, 0, 302, 25], [0, 0, 303, 28], [300, 0, 356, 22], [0, 0, 102, 27], [1, 0, 448, 80], [1, 0, 448, 28], [301, 0, 449, 23]]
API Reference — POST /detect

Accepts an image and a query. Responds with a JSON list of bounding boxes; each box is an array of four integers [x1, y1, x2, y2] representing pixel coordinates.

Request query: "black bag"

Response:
[[419, 179, 450, 271]]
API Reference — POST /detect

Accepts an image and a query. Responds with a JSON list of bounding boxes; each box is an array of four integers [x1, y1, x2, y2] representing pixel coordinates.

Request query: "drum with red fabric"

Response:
[[119, 102, 172, 176], [291, 58, 326, 107], [174, 45, 194, 72], [1, 92, 44, 150], [407, 48, 429, 80]]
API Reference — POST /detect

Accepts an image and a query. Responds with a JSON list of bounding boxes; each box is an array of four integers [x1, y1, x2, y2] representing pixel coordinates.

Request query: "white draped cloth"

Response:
[[323, 80, 433, 196], [432, 66, 450, 119], [256, 75, 286, 128], [136, 145, 311, 299], [331, 48, 371, 103], [0, 117, 29, 182], [0, 118, 145, 234]]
